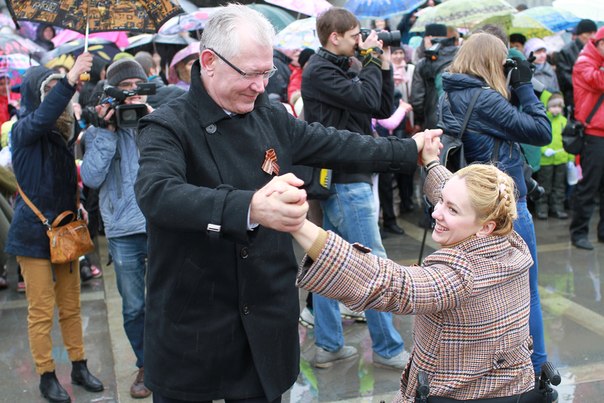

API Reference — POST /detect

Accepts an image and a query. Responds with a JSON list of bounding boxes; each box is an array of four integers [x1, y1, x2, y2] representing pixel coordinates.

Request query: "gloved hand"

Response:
[[544, 148, 556, 157], [509, 58, 534, 88]]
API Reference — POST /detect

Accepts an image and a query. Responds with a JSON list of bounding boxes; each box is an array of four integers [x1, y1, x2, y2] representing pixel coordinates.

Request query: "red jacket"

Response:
[[573, 39, 604, 137]]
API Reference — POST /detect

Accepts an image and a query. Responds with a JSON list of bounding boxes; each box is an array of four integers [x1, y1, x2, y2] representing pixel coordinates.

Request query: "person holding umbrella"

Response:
[[5, 52, 104, 403]]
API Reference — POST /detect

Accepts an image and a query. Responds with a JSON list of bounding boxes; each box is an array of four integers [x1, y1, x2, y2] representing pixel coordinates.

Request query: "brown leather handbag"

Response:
[[17, 184, 94, 264]]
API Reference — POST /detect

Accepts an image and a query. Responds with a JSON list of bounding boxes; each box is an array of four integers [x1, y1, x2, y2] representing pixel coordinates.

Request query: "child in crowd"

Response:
[[535, 92, 574, 220]]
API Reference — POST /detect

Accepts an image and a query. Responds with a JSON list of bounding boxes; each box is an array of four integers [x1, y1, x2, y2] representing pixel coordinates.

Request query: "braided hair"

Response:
[[455, 164, 517, 236]]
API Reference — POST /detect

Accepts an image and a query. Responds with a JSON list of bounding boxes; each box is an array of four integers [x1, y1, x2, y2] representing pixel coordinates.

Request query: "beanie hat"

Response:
[[574, 19, 597, 36], [523, 37, 547, 58], [509, 33, 527, 45], [134, 51, 155, 75], [106, 58, 147, 86], [298, 48, 315, 69], [425, 23, 447, 37]]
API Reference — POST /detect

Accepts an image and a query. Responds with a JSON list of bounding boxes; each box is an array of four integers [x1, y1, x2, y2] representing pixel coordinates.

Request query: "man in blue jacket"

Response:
[[80, 58, 151, 399]]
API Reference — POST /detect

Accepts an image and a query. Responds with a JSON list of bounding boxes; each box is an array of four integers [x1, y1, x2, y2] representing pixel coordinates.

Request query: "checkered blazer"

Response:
[[297, 165, 535, 402]]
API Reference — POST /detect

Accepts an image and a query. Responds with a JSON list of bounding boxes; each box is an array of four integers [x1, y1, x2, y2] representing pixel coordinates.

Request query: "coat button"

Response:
[[242, 305, 250, 315], [240, 247, 249, 259], [205, 124, 216, 134]]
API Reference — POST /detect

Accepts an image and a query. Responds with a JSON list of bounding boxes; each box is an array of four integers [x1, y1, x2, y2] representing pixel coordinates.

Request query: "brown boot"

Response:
[[130, 367, 151, 398]]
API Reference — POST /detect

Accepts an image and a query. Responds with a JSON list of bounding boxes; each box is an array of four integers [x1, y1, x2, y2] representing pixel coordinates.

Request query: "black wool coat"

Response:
[[135, 61, 418, 401]]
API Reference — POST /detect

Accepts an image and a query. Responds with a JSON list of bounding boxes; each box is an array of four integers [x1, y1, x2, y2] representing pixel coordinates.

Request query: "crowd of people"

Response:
[[0, 1, 603, 403]]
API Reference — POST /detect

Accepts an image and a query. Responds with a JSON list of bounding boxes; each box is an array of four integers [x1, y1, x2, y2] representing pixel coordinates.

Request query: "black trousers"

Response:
[[570, 134, 604, 242], [153, 394, 282, 403], [535, 163, 567, 215]]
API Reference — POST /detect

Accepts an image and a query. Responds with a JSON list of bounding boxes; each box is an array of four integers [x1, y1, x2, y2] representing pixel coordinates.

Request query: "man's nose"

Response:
[[250, 77, 267, 93]]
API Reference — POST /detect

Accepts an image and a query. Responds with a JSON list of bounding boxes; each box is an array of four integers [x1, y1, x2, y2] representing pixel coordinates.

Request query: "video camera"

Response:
[[359, 28, 401, 48], [83, 83, 156, 129], [424, 37, 447, 61]]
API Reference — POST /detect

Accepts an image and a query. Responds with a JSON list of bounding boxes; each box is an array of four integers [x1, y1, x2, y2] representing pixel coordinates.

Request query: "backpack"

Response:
[[439, 89, 481, 172]]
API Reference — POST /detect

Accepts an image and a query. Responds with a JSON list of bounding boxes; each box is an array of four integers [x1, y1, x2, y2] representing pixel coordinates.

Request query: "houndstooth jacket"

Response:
[[296, 165, 536, 402]]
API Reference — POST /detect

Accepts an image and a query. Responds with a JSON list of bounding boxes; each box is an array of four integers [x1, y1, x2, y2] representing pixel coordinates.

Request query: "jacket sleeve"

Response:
[[11, 78, 75, 148], [307, 61, 386, 115], [375, 102, 407, 131], [296, 231, 474, 315], [410, 60, 426, 126], [478, 85, 552, 146], [80, 127, 118, 189]]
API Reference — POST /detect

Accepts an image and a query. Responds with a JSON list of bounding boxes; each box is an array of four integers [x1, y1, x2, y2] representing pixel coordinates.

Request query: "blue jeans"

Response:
[[316, 182, 404, 358], [108, 233, 148, 368], [514, 200, 547, 373]]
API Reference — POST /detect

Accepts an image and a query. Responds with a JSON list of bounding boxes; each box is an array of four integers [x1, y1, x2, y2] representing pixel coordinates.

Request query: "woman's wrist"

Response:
[[424, 159, 440, 171]]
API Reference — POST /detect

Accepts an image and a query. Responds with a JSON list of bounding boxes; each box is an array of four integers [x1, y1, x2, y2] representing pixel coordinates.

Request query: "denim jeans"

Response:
[[514, 200, 547, 373], [108, 233, 147, 368], [316, 182, 404, 358]]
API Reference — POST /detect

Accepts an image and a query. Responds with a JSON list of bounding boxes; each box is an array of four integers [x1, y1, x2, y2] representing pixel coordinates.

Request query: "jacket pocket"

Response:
[[164, 258, 206, 324], [492, 337, 533, 370]]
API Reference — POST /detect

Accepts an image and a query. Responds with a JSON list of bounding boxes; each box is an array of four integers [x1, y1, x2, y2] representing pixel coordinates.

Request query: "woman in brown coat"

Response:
[[284, 133, 546, 401]]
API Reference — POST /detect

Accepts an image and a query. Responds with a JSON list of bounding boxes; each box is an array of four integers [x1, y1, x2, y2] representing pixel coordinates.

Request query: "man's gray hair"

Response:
[[200, 4, 275, 59]]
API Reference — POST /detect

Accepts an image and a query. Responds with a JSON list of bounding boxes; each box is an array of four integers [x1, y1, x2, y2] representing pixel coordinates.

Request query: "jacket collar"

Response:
[[187, 60, 270, 127]]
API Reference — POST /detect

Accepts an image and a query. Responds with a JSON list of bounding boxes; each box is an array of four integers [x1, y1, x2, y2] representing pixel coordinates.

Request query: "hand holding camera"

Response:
[[359, 29, 383, 52], [508, 57, 534, 89]]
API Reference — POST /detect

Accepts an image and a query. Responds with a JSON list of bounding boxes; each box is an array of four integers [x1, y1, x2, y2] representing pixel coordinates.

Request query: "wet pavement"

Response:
[[1, 208, 603, 402]]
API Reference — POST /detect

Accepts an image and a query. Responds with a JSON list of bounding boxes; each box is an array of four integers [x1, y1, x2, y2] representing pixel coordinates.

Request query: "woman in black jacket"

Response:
[[437, 32, 552, 378]]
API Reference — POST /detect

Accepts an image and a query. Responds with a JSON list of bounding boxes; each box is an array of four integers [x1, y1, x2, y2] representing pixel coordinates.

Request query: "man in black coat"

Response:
[[134, 4, 426, 403]]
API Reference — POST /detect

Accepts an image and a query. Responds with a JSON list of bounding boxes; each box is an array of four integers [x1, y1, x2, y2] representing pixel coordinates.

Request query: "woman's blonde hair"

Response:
[[455, 164, 517, 236], [448, 33, 509, 99]]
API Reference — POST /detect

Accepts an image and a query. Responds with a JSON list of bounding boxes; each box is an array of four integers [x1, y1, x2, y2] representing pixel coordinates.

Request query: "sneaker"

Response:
[[299, 307, 314, 328], [339, 303, 366, 323], [17, 281, 26, 293], [373, 350, 410, 370], [90, 265, 103, 279], [314, 346, 358, 368]]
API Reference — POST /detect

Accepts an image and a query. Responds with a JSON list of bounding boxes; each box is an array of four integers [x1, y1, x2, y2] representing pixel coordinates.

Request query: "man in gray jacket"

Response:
[[80, 58, 151, 399]]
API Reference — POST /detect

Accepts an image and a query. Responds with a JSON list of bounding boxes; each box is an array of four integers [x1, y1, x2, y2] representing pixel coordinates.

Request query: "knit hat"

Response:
[[574, 19, 597, 35], [523, 37, 547, 58], [425, 23, 447, 37], [106, 58, 147, 86], [509, 33, 526, 45], [298, 48, 315, 69]]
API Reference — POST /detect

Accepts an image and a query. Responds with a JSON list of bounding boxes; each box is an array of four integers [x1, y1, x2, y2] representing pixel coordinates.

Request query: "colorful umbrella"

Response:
[[0, 13, 16, 29], [553, 0, 604, 22], [411, 0, 516, 32], [41, 37, 121, 65], [345, 0, 426, 19], [0, 32, 45, 56], [475, 13, 554, 39], [6, 0, 183, 34], [247, 4, 296, 33], [159, 8, 219, 35], [274, 17, 321, 50], [0, 53, 39, 99], [265, 0, 332, 17], [520, 7, 580, 33], [51, 29, 130, 49]]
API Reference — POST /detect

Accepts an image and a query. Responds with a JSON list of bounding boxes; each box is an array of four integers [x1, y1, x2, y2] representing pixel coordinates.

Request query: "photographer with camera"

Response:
[[79, 58, 152, 399], [437, 32, 553, 379], [301, 7, 409, 370]]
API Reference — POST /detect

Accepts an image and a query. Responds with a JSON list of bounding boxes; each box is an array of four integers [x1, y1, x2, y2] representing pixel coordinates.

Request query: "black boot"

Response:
[[71, 360, 104, 392], [40, 371, 71, 403]]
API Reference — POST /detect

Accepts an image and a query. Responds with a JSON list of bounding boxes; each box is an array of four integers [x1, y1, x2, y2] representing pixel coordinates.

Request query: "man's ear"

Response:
[[328, 31, 340, 47], [200, 50, 216, 73], [476, 220, 496, 237]]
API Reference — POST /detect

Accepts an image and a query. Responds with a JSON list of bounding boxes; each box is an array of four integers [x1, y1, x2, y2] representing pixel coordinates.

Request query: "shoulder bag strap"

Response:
[[16, 183, 50, 228], [458, 89, 482, 137], [586, 94, 604, 125]]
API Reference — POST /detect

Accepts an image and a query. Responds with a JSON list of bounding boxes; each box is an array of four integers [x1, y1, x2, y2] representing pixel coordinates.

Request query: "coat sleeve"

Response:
[[134, 116, 255, 244], [296, 231, 474, 315], [410, 61, 426, 126], [478, 87, 551, 146], [11, 78, 75, 148], [80, 127, 118, 189]]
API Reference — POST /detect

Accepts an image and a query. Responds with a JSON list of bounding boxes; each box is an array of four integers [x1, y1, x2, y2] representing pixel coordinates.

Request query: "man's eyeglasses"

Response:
[[206, 47, 277, 80]]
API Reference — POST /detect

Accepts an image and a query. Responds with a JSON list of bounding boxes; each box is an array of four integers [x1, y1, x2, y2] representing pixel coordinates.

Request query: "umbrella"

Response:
[[0, 53, 39, 100], [246, 4, 296, 33], [344, 0, 426, 19], [475, 13, 554, 39], [0, 32, 45, 56], [274, 17, 321, 50], [159, 7, 219, 35], [51, 29, 130, 49], [41, 37, 121, 65], [520, 7, 580, 33], [6, 0, 183, 35], [265, 0, 332, 17], [553, 0, 604, 22], [411, 0, 516, 32], [0, 13, 16, 29]]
